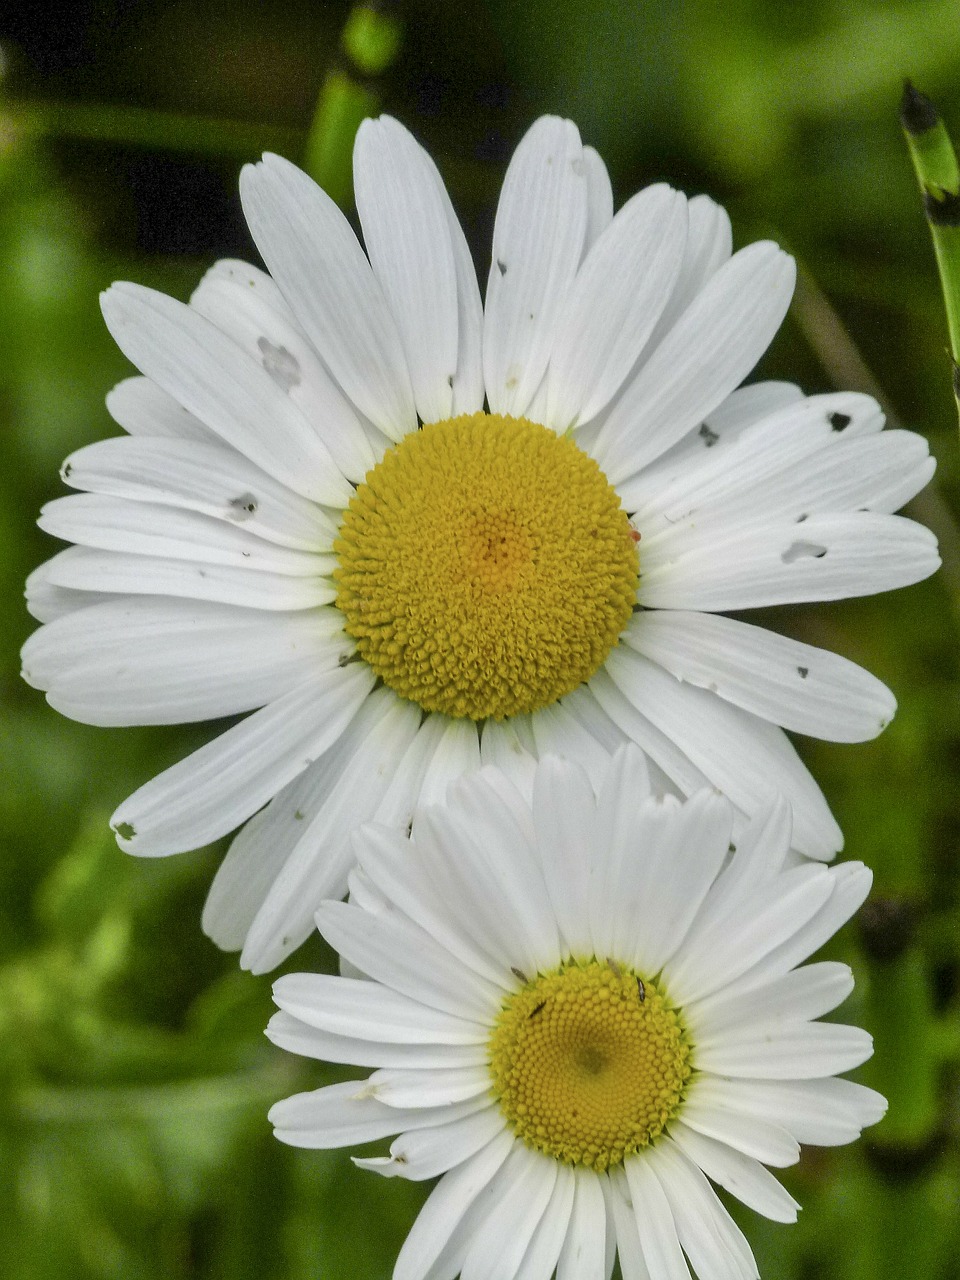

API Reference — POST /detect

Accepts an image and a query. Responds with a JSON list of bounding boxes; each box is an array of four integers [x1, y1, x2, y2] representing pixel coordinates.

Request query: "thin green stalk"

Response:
[[0, 100, 301, 159], [900, 81, 960, 425], [303, 1, 403, 206]]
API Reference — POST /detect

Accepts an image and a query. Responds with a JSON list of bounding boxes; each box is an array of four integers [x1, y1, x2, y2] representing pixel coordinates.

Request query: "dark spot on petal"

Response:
[[496, 259, 508, 276], [228, 493, 259, 520], [511, 966, 528, 983], [829, 411, 851, 432], [61, 462, 73, 479], [798, 666, 809, 679], [782, 541, 828, 563], [699, 423, 719, 447], [258, 337, 301, 391], [294, 809, 305, 821], [796, 513, 809, 523], [114, 821, 136, 840]]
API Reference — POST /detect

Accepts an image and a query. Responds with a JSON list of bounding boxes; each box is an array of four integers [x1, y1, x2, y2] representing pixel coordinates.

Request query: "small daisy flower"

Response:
[[267, 748, 885, 1280], [22, 115, 938, 972]]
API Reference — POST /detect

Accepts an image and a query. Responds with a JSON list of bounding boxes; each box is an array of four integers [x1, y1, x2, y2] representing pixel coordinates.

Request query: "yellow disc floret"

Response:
[[488, 960, 691, 1171], [334, 413, 638, 721]]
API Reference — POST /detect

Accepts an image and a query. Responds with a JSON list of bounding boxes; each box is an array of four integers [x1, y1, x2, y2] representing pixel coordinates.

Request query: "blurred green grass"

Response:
[[0, 1, 958, 1276]]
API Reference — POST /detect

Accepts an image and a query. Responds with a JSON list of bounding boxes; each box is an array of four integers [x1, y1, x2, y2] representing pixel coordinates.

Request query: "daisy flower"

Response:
[[267, 747, 885, 1280], [22, 115, 938, 972]]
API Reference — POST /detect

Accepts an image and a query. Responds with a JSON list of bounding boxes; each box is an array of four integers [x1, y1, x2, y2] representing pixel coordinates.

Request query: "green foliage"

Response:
[[0, 1, 958, 1277]]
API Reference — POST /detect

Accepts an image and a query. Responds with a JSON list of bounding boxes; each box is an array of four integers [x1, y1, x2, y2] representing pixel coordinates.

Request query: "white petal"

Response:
[[666, 864, 834, 1004], [639, 511, 940, 610], [23, 597, 349, 726], [270, 1079, 483, 1148], [685, 1077, 886, 1148], [61, 434, 335, 551], [189, 258, 378, 481], [532, 756, 601, 958], [627, 610, 895, 743], [622, 1158, 690, 1280], [355, 117, 462, 425], [272, 973, 485, 1044], [668, 1122, 799, 1223], [605, 1172, 652, 1280], [369, 712, 454, 836], [239, 695, 424, 972], [644, 1140, 757, 1280], [266, 1008, 484, 1069], [412, 806, 553, 985], [460, 1145, 557, 1280], [365, 1064, 492, 1109], [731, 862, 873, 986], [23, 569, 112, 623], [41, 545, 334, 611], [106, 375, 215, 443], [479, 719, 538, 796], [593, 242, 795, 481], [625, 381, 805, 496], [351, 819, 520, 989], [646, 429, 934, 533], [110, 663, 373, 855], [240, 153, 416, 439], [691, 796, 793, 934], [544, 185, 688, 429], [314, 899, 502, 1021], [201, 686, 400, 952], [441, 772, 562, 972], [39, 494, 333, 575], [530, 699, 618, 791], [415, 717, 482, 808], [629, 789, 732, 974], [603, 647, 842, 859], [356, 1106, 506, 1181], [625, 390, 887, 526], [688, 961, 854, 1041], [483, 116, 588, 417], [582, 147, 613, 252], [557, 1167, 608, 1280], [643, 195, 732, 349], [514, 1163, 576, 1280], [695, 1021, 873, 1079], [393, 1131, 516, 1280], [100, 283, 352, 506], [674, 1100, 800, 1166], [588, 668, 714, 798]]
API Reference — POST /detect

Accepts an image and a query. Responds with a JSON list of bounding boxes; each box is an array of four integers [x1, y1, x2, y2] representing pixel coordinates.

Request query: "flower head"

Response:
[[268, 748, 885, 1280], [22, 115, 939, 970]]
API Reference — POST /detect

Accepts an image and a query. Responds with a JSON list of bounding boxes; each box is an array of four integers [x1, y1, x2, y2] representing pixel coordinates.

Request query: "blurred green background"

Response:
[[1, 1, 959, 1277]]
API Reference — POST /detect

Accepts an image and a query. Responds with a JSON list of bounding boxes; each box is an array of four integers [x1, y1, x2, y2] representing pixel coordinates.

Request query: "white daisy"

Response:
[[22, 115, 938, 972], [267, 747, 885, 1280]]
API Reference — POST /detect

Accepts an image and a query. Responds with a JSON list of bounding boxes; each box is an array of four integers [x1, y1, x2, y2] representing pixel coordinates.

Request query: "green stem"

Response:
[[303, 1, 403, 206], [1, 100, 301, 159], [900, 81, 960, 424]]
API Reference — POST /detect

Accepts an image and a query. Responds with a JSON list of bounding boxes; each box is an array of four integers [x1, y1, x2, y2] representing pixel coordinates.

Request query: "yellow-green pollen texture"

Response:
[[334, 412, 639, 721], [488, 960, 691, 1171]]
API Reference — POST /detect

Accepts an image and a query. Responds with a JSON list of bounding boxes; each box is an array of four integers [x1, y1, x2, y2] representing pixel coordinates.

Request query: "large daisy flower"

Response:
[[267, 748, 885, 1280], [22, 116, 938, 972]]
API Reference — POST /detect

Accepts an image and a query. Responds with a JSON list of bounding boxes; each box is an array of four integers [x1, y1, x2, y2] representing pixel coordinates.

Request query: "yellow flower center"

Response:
[[488, 960, 691, 1171], [334, 413, 639, 721]]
